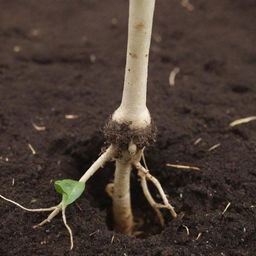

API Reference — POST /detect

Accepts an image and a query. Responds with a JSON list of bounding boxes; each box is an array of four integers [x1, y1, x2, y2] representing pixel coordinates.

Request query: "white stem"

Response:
[[79, 145, 115, 183], [112, 154, 133, 234], [113, 0, 156, 129]]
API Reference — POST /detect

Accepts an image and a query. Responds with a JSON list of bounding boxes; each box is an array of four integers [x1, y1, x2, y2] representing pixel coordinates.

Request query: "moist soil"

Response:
[[0, 0, 256, 255]]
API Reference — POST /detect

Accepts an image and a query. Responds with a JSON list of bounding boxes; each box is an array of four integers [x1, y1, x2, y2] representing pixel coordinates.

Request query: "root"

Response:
[[134, 161, 177, 219], [79, 145, 116, 183], [141, 148, 149, 170], [140, 151, 165, 226], [105, 183, 114, 198], [33, 205, 62, 227], [0, 194, 57, 213], [62, 207, 74, 250], [139, 175, 165, 227]]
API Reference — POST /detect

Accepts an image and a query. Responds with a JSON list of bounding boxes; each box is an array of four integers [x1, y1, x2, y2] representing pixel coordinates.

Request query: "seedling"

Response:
[[1, 0, 177, 249]]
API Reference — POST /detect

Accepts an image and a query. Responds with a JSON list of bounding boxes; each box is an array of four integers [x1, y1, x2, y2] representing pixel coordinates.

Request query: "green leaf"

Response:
[[54, 179, 85, 207]]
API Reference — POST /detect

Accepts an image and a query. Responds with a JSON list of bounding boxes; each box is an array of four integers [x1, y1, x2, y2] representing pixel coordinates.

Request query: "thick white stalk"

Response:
[[113, 0, 156, 129], [112, 154, 133, 234]]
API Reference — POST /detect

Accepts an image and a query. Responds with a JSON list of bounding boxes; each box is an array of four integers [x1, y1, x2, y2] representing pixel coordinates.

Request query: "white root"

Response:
[[0, 194, 57, 212], [134, 162, 177, 219], [62, 207, 74, 250], [139, 174, 165, 227], [0, 195, 66, 242], [79, 145, 115, 183], [34, 205, 62, 227], [141, 150, 149, 170], [140, 151, 164, 226]]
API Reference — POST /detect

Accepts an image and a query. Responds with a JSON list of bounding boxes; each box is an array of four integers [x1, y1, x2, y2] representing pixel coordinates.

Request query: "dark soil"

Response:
[[0, 0, 256, 255]]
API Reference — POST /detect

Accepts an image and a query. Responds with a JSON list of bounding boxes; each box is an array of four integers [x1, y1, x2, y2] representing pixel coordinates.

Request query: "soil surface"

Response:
[[0, 0, 256, 255]]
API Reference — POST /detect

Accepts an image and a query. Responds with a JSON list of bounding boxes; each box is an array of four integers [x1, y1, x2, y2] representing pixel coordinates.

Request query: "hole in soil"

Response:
[[86, 163, 164, 237], [161, 55, 171, 63], [203, 59, 225, 75], [230, 84, 250, 94], [53, 131, 216, 239], [60, 134, 173, 237]]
